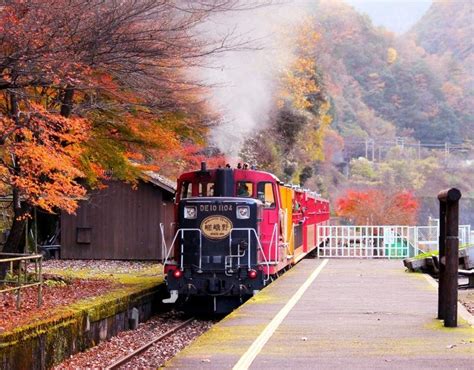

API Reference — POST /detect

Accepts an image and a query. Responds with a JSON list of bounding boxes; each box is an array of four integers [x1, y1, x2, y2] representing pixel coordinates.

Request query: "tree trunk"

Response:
[[60, 86, 75, 118], [2, 189, 30, 254], [3, 92, 29, 254], [0, 189, 30, 279]]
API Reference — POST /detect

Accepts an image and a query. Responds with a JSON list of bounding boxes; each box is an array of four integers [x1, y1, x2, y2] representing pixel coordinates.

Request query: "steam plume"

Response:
[[201, 2, 313, 157]]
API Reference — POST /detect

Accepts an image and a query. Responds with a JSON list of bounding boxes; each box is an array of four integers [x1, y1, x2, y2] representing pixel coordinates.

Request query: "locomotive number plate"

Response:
[[200, 215, 233, 240]]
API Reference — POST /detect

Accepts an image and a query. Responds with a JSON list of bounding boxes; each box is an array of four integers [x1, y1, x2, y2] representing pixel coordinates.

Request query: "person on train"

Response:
[[237, 183, 250, 197]]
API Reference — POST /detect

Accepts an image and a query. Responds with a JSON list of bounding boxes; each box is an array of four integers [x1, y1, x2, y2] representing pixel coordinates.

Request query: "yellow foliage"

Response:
[[272, 17, 334, 182], [387, 47, 398, 64], [279, 18, 321, 111], [300, 102, 332, 162]]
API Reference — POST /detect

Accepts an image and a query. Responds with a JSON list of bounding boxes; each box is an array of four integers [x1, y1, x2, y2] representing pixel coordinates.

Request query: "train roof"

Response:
[[177, 164, 328, 202], [178, 167, 281, 182]]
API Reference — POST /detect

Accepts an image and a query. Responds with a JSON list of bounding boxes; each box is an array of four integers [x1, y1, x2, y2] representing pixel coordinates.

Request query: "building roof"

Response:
[[143, 171, 176, 194]]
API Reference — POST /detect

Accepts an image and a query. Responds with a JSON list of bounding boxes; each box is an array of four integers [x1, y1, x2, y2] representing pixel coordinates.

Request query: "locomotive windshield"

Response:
[[180, 181, 192, 199], [179, 181, 215, 199], [257, 182, 275, 208], [198, 182, 215, 197], [236, 181, 253, 197]]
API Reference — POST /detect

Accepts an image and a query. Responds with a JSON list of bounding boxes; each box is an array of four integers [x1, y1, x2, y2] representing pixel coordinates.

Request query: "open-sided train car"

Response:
[[162, 163, 330, 313]]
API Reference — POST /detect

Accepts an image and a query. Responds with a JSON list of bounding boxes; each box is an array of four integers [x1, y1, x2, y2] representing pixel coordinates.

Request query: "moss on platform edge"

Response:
[[0, 270, 163, 369], [0, 274, 162, 346]]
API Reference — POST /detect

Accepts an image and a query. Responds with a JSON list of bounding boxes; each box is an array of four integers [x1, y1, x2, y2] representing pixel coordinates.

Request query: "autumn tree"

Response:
[[0, 0, 263, 254], [241, 19, 332, 184], [336, 189, 419, 225]]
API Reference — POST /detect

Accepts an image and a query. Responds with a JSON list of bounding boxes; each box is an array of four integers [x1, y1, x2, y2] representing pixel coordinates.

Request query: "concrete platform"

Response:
[[0, 276, 163, 370], [166, 259, 474, 369]]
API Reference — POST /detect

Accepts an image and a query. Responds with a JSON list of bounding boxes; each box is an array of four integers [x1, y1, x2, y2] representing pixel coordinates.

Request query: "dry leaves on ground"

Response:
[[0, 277, 118, 333]]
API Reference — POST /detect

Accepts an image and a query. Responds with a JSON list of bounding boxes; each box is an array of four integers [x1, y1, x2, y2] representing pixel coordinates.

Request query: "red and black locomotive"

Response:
[[162, 163, 330, 313]]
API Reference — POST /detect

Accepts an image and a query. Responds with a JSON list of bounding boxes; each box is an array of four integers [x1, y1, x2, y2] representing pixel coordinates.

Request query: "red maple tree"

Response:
[[336, 189, 419, 225], [0, 0, 249, 253]]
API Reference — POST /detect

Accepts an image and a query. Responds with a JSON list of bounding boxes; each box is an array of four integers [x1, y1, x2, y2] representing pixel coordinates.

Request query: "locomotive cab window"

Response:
[[236, 181, 253, 197], [257, 182, 275, 208], [180, 181, 192, 199], [199, 182, 215, 197]]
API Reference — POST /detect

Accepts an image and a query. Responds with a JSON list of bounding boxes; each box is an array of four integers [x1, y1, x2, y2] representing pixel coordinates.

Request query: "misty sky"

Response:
[[345, 0, 432, 34]]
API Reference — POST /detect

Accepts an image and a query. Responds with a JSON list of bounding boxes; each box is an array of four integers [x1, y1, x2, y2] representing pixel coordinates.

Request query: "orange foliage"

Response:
[[336, 189, 419, 225], [157, 144, 227, 178], [0, 103, 89, 213], [0, 1, 217, 216]]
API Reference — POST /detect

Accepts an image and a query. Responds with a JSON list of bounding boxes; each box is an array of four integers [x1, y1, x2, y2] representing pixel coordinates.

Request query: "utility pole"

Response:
[[396, 137, 405, 152], [445, 142, 450, 156], [371, 139, 375, 162]]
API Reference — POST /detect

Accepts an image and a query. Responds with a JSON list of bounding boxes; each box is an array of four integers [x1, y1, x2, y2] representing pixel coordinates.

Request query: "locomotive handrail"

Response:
[[160, 223, 177, 268], [227, 228, 252, 273], [269, 223, 279, 263], [160, 226, 203, 272], [286, 224, 295, 259], [227, 228, 270, 283], [160, 223, 169, 264], [162, 225, 273, 282]]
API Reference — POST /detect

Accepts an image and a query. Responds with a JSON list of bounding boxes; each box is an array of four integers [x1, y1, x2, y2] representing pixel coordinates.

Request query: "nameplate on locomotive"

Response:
[[200, 215, 233, 240], [199, 204, 233, 212]]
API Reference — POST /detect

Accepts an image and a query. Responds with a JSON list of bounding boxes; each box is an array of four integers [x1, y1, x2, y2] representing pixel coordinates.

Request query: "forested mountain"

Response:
[[410, 0, 473, 65], [408, 0, 474, 141], [241, 0, 474, 220], [312, 0, 471, 143]]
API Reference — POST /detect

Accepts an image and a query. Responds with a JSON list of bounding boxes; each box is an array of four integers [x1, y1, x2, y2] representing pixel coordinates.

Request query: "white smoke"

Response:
[[201, 2, 314, 158]]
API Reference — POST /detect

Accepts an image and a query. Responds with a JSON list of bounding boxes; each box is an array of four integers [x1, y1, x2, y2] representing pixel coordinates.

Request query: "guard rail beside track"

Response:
[[0, 252, 43, 309]]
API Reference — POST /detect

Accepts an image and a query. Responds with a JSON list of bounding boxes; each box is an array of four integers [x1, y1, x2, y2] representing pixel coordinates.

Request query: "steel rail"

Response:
[[105, 317, 195, 370]]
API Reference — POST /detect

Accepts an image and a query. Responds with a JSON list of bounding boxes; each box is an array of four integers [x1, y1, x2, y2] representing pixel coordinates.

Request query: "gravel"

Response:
[[55, 311, 214, 369], [41, 259, 161, 274]]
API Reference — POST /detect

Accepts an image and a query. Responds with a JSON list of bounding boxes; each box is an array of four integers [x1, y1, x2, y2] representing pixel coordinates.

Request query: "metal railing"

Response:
[[265, 223, 279, 264], [422, 218, 471, 247], [160, 226, 203, 271], [459, 224, 472, 246], [317, 226, 421, 259], [317, 224, 472, 259], [160, 225, 270, 282], [0, 253, 43, 309], [226, 228, 270, 282]]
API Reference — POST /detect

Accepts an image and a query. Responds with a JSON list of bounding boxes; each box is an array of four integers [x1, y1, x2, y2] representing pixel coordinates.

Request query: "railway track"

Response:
[[105, 317, 195, 369]]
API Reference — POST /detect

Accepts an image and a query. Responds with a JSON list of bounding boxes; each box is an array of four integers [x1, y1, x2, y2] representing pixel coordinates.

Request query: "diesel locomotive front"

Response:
[[162, 163, 330, 313]]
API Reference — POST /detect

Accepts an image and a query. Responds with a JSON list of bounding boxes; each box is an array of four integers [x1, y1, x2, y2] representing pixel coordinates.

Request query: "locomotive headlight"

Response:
[[184, 206, 197, 219], [236, 205, 250, 219]]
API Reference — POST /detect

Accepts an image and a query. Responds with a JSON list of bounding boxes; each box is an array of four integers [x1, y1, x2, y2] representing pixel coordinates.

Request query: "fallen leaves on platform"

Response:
[[0, 260, 162, 334], [0, 277, 117, 333]]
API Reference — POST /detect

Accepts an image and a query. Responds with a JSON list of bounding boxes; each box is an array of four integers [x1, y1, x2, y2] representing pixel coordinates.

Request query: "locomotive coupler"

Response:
[[208, 277, 221, 293], [239, 284, 250, 295]]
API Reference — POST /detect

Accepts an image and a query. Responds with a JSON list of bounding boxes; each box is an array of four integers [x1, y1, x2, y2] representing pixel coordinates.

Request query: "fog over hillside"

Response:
[[238, 0, 474, 219], [345, 0, 432, 34]]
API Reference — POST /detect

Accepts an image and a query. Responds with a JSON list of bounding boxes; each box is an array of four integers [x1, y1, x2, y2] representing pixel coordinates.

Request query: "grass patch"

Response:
[[414, 244, 471, 260]]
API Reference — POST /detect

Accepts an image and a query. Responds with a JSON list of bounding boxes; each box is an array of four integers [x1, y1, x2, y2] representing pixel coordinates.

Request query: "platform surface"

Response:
[[166, 259, 474, 369]]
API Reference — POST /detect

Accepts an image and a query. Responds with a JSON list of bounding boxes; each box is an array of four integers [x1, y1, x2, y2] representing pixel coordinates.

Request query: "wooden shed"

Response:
[[60, 173, 176, 260]]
